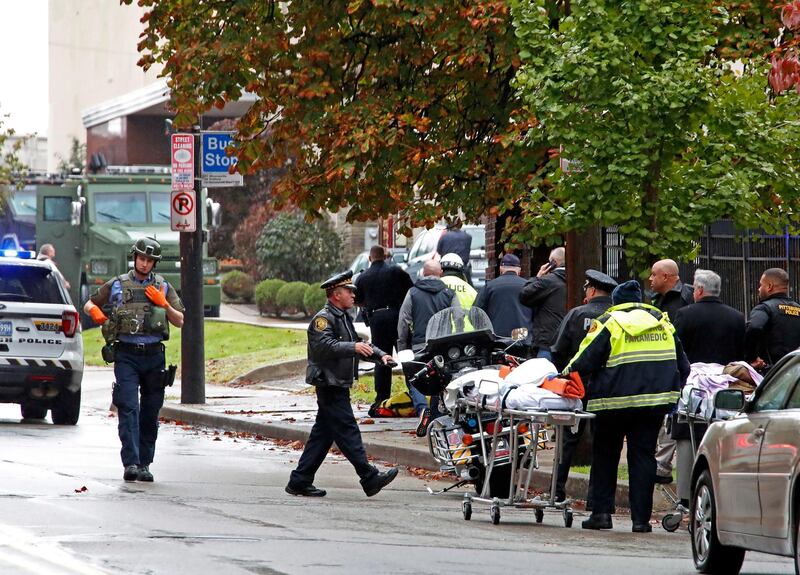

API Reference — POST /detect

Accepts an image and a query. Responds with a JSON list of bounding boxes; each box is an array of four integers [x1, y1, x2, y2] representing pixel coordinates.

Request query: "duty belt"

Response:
[[116, 341, 164, 355]]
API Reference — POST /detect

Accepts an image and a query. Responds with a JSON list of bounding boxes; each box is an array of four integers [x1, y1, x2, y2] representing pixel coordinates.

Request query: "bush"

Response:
[[276, 281, 309, 316], [303, 283, 328, 316], [255, 279, 287, 316], [221, 270, 255, 302], [255, 212, 344, 282]]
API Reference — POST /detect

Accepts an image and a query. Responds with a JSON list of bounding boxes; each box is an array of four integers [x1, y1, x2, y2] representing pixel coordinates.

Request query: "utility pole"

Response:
[[180, 127, 206, 404]]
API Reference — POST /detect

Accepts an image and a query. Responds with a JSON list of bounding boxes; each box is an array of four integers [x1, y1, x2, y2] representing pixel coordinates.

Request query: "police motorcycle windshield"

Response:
[[425, 306, 494, 342]]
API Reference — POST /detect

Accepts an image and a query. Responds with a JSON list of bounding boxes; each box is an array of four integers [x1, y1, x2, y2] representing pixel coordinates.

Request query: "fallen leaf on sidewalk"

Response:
[[213, 437, 222, 441], [74, 486, 88, 493], [360, 418, 375, 424]]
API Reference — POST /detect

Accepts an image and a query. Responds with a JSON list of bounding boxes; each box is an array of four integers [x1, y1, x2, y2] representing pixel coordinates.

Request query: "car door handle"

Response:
[[752, 427, 765, 439]]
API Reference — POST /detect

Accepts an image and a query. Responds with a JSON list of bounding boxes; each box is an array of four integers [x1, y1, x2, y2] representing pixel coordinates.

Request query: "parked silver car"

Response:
[[690, 351, 800, 574]]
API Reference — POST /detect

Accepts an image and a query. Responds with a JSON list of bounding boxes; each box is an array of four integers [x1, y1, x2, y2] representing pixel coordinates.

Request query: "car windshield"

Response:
[[466, 227, 486, 250], [9, 188, 36, 217], [150, 192, 171, 224], [93, 192, 147, 223], [0, 265, 64, 303], [425, 306, 493, 341]]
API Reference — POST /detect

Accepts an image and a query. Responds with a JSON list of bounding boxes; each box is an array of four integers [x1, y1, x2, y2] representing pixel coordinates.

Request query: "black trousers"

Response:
[[369, 308, 399, 404], [591, 408, 665, 524], [555, 418, 594, 504], [289, 386, 376, 488]]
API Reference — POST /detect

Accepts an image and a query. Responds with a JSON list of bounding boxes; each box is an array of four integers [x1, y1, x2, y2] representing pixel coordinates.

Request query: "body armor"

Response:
[[102, 273, 170, 343]]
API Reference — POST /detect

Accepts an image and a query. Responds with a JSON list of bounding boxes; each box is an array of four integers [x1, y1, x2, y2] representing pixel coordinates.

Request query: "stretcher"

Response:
[[455, 397, 595, 527]]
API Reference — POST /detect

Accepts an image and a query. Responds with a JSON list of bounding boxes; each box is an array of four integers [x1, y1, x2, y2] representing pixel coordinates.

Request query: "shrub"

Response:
[[276, 281, 309, 316], [255, 279, 287, 316], [303, 283, 328, 316], [255, 212, 343, 282], [221, 270, 255, 302]]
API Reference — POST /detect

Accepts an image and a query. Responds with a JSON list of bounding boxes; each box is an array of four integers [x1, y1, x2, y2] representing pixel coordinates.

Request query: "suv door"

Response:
[[36, 184, 82, 303]]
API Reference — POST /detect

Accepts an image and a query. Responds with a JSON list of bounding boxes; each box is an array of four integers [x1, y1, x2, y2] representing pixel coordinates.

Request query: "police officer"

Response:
[[566, 280, 689, 532], [550, 269, 617, 503], [355, 245, 413, 414], [83, 237, 184, 482], [287, 270, 399, 497], [439, 253, 477, 309], [473, 253, 531, 338], [745, 267, 800, 370]]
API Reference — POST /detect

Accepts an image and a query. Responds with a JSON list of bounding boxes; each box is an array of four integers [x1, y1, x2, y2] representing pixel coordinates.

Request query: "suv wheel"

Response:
[[691, 469, 745, 574], [20, 403, 48, 420], [51, 389, 81, 425]]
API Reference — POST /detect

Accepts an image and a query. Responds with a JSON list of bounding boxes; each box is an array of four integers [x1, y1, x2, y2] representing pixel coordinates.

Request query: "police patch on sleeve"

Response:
[[314, 317, 329, 331], [587, 320, 599, 333]]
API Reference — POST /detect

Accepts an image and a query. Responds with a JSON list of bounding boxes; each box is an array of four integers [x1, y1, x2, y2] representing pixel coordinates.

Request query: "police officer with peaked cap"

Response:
[[550, 269, 617, 503], [83, 237, 184, 483], [287, 270, 399, 498]]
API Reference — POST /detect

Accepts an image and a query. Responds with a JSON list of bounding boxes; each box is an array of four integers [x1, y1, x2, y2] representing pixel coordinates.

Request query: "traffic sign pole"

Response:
[[179, 128, 205, 404]]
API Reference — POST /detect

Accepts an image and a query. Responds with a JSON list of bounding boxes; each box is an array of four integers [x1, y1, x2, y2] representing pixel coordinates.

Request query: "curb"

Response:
[[232, 358, 307, 384]]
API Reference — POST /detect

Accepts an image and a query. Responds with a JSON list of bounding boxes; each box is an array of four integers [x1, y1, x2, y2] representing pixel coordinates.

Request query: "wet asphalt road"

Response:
[[0, 376, 794, 575]]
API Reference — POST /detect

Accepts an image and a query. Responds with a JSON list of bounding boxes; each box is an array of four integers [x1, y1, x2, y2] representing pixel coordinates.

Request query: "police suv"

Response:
[[0, 250, 83, 424]]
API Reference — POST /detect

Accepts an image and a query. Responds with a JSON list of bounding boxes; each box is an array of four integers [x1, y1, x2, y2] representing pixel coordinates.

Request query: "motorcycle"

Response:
[[399, 306, 532, 497]]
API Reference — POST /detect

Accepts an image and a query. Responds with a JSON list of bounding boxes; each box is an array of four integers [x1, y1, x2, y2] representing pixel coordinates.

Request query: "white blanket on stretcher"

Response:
[[442, 358, 582, 412], [679, 361, 762, 421]]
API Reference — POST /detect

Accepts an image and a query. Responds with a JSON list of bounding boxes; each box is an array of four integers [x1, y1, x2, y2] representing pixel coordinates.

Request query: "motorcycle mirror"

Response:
[[396, 349, 416, 364], [433, 355, 445, 369], [511, 327, 528, 341]]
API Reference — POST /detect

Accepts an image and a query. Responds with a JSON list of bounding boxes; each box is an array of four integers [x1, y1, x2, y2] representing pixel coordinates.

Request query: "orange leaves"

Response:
[[769, 53, 800, 94], [782, 0, 800, 29]]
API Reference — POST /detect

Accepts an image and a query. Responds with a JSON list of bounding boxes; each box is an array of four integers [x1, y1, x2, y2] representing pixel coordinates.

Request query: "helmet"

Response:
[[130, 237, 162, 262], [440, 252, 464, 271]]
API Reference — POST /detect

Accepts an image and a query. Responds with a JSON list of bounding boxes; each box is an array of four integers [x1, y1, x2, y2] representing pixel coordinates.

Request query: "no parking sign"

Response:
[[170, 190, 196, 232]]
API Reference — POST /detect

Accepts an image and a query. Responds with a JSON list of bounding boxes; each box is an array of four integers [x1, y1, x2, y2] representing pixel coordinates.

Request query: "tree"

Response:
[[123, 0, 540, 231], [55, 137, 86, 175], [255, 212, 344, 283], [511, 0, 800, 272]]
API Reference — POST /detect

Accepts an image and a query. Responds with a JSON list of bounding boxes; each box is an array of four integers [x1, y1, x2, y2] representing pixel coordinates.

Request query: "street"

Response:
[[0, 372, 792, 575]]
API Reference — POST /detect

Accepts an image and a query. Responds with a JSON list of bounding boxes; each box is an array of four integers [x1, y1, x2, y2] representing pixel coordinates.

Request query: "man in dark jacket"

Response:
[[287, 270, 398, 498], [648, 258, 693, 485], [355, 245, 414, 413], [519, 247, 566, 360], [567, 280, 690, 533], [551, 269, 617, 503], [474, 253, 532, 338], [745, 267, 800, 370], [436, 220, 473, 283], [397, 260, 454, 435], [674, 269, 745, 365]]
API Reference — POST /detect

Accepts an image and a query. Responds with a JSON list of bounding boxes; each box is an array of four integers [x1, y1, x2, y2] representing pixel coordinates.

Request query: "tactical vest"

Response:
[[102, 273, 170, 343]]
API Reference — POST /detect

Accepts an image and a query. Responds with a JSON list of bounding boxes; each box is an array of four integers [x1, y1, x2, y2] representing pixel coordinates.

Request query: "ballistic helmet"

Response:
[[440, 253, 464, 272], [130, 237, 162, 262]]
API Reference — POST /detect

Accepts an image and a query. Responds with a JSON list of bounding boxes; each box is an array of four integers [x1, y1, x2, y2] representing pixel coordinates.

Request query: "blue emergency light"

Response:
[[1, 249, 36, 259]]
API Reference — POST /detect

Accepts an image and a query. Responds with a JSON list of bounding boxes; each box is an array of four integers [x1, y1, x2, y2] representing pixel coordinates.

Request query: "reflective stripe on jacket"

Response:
[[566, 302, 689, 412]]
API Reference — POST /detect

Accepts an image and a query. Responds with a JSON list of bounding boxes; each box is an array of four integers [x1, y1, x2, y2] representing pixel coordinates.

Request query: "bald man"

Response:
[[649, 259, 693, 321]]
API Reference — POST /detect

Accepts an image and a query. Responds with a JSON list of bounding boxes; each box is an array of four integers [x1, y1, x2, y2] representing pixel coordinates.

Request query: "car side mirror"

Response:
[[70, 198, 84, 226], [714, 389, 745, 412], [206, 198, 222, 229]]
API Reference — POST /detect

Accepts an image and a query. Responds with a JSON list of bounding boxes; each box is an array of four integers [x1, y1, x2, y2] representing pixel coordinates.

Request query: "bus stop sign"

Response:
[[201, 132, 243, 188]]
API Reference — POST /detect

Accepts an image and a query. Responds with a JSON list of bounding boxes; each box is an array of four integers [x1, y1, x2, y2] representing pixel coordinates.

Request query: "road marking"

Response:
[[0, 524, 108, 574]]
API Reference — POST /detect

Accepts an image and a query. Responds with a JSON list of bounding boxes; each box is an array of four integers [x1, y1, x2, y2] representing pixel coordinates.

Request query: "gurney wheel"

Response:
[[490, 503, 501, 525], [535, 509, 544, 524], [662, 513, 681, 532], [462, 500, 472, 521], [563, 509, 573, 528]]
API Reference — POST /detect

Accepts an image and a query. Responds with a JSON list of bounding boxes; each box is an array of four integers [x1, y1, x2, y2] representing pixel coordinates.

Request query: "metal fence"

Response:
[[601, 220, 800, 315]]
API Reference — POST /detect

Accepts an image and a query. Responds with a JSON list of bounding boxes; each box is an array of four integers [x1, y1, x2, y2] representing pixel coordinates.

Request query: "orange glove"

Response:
[[145, 285, 168, 308], [88, 306, 108, 325]]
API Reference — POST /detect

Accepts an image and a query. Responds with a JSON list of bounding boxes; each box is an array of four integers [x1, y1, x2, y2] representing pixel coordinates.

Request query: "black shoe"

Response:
[[655, 474, 673, 485], [123, 465, 139, 482], [581, 513, 613, 530], [367, 404, 379, 418], [632, 523, 653, 533], [415, 408, 431, 437], [285, 484, 327, 497], [137, 465, 154, 482], [363, 468, 398, 497]]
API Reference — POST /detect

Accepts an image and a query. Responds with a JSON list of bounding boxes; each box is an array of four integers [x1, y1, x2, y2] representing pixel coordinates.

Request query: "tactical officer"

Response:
[[83, 237, 184, 482], [745, 267, 800, 370], [566, 280, 689, 533], [287, 270, 399, 498], [355, 245, 413, 414], [550, 269, 617, 503]]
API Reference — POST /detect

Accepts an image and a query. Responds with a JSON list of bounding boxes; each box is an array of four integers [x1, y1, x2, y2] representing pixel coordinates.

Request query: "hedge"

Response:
[[255, 279, 287, 316], [303, 283, 328, 316], [221, 270, 255, 302], [276, 281, 310, 316]]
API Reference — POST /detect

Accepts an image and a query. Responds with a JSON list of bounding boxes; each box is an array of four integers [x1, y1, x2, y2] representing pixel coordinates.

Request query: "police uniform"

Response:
[[90, 240, 183, 481], [745, 293, 800, 367], [551, 270, 617, 502], [354, 259, 413, 408], [287, 271, 398, 497], [567, 282, 690, 531]]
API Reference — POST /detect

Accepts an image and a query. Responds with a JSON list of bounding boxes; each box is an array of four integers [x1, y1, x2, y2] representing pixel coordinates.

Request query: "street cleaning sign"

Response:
[[170, 133, 194, 191], [201, 131, 243, 188]]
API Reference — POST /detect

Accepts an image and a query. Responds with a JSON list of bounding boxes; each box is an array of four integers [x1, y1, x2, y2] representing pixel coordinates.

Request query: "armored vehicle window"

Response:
[[10, 188, 36, 217], [94, 192, 147, 223], [150, 192, 171, 224], [0, 265, 64, 304], [43, 196, 71, 221]]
